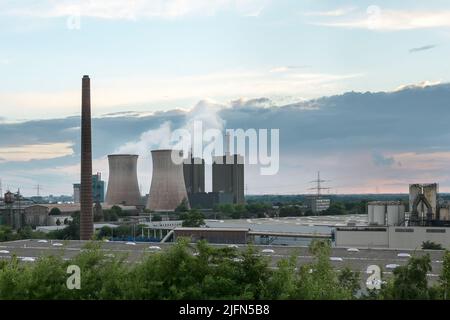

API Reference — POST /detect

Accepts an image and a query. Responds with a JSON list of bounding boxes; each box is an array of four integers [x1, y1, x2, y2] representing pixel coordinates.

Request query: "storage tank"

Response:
[[367, 204, 375, 225], [373, 204, 386, 225], [147, 149, 190, 211], [105, 154, 142, 206], [387, 203, 400, 226]]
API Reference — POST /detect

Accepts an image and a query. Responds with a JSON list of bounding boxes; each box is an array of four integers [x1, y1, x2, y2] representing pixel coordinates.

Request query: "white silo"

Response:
[[373, 203, 386, 225], [105, 154, 142, 206], [387, 203, 400, 226], [398, 204, 405, 225], [147, 149, 190, 212], [368, 203, 375, 225]]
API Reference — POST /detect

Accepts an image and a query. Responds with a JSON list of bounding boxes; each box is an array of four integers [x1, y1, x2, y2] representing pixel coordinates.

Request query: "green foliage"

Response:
[[323, 202, 346, 215], [422, 241, 443, 250], [49, 207, 62, 216], [440, 251, 450, 299], [175, 198, 189, 213], [180, 209, 205, 227]]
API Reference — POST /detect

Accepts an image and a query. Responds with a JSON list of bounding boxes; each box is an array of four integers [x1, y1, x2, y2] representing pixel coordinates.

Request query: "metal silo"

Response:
[[387, 203, 400, 226], [147, 149, 190, 212], [373, 203, 386, 225], [105, 154, 142, 206]]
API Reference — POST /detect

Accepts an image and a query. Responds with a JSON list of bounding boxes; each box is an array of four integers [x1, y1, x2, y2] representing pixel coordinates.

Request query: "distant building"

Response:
[[306, 197, 330, 213], [73, 172, 105, 204], [212, 154, 245, 205]]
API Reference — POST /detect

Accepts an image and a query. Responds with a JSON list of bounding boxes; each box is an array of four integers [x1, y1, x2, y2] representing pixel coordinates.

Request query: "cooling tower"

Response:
[[105, 155, 142, 206], [147, 149, 190, 211]]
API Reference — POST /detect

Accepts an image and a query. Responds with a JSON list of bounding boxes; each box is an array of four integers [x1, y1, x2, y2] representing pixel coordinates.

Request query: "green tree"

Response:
[[422, 241, 443, 250], [440, 250, 450, 299], [49, 207, 62, 216], [175, 198, 189, 213], [180, 209, 205, 227]]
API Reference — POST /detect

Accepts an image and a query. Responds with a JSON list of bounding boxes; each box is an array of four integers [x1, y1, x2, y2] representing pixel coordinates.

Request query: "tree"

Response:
[[180, 209, 205, 227], [49, 207, 62, 216], [422, 241, 443, 250], [440, 251, 450, 299], [175, 198, 189, 213]]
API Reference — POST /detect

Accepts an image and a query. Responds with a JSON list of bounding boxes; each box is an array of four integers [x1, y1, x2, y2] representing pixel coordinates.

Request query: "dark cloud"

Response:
[[409, 45, 437, 53]]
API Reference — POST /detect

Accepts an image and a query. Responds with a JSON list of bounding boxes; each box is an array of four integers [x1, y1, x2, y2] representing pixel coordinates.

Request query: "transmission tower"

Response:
[[308, 171, 331, 196]]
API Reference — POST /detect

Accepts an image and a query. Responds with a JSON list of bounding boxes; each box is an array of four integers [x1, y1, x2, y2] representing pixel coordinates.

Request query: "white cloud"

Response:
[[0, 142, 74, 162], [1, 69, 363, 120], [310, 7, 450, 31], [394, 80, 442, 92], [303, 7, 356, 17], [5, 0, 270, 19]]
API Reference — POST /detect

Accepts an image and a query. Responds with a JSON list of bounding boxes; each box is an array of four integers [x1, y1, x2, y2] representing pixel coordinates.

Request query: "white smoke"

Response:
[[110, 99, 226, 194]]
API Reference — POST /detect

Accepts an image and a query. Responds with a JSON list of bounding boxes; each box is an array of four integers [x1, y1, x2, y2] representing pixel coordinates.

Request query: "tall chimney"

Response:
[[80, 75, 93, 240]]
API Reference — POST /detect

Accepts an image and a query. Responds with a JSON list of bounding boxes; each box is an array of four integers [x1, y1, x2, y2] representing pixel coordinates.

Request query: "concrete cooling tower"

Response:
[[105, 154, 142, 206], [147, 149, 190, 212]]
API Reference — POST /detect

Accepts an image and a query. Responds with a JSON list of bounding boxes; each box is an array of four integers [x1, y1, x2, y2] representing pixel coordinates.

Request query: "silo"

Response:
[[147, 149, 190, 211], [105, 154, 142, 206], [398, 204, 406, 225], [367, 203, 375, 225], [373, 204, 386, 225], [387, 203, 400, 226]]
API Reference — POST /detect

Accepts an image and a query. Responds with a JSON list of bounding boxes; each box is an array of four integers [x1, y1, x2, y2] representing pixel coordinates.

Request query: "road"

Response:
[[0, 239, 445, 283]]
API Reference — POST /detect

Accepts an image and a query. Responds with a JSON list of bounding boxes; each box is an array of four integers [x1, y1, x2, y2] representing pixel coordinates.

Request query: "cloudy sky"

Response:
[[1, 0, 450, 196]]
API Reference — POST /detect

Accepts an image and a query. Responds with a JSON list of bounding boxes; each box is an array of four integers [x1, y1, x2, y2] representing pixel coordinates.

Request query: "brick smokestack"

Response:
[[80, 75, 93, 240]]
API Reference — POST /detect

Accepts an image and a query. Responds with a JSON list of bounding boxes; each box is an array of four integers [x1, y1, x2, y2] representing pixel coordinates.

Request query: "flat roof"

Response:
[[174, 227, 250, 232]]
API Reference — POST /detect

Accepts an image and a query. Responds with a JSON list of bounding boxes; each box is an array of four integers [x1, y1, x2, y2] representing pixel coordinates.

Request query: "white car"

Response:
[[21, 257, 36, 262], [232, 258, 243, 262], [52, 243, 63, 247], [148, 246, 161, 251], [330, 257, 344, 262], [386, 263, 400, 269], [397, 253, 411, 258], [0, 250, 10, 254], [126, 242, 136, 246], [37, 240, 48, 243], [228, 244, 239, 249], [261, 249, 275, 254], [347, 248, 359, 252]]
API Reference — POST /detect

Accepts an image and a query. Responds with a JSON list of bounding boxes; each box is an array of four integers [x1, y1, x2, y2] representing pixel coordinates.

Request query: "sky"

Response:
[[1, 0, 450, 196]]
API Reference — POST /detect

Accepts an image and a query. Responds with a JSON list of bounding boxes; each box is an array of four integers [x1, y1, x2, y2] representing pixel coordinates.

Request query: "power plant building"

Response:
[[212, 154, 245, 205], [183, 155, 205, 194], [105, 155, 142, 206], [147, 150, 190, 212]]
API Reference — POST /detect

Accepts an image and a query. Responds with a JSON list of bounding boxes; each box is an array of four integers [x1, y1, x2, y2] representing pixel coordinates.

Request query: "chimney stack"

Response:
[[80, 75, 93, 240]]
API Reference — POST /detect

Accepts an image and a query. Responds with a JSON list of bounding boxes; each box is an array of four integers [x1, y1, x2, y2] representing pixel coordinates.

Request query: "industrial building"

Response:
[[183, 154, 205, 195], [173, 227, 250, 244], [335, 184, 450, 249], [105, 154, 142, 207], [212, 154, 245, 205], [73, 172, 105, 204], [306, 197, 331, 214], [147, 150, 190, 212], [188, 192, 234, 209]]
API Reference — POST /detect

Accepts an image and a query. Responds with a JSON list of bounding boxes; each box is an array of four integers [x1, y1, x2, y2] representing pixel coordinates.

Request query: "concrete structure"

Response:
[[336, 226, 450, 250], [80, 75, 94, 240], [212, 154, 245, 205], [105, 155, 142, 206], [147, 150, 190, 212], [173, 227, 250, 244], [73, 172, 105, 204], [183, 155, 205, 195]]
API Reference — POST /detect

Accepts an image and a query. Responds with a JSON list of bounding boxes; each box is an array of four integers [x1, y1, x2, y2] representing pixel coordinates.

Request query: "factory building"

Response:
[[73, 172, 105, 204], [188, 192, 234, 209], [306, 197, 330, 213], [183, 155, 205, 194], [105, 155, 142, 206], [147, 150, 190, 212], [212, 154, 245, 205]]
